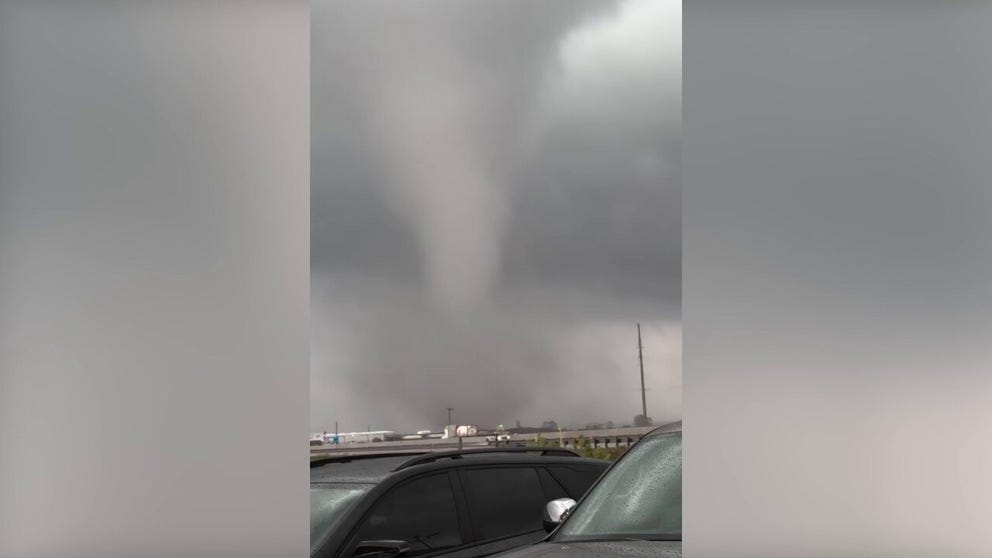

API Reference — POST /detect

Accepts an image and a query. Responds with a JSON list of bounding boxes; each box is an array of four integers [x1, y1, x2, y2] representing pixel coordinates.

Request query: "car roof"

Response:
[[310, 455, 414, 484], [644, 420, 682, 439], [309, 452, 608, 485]]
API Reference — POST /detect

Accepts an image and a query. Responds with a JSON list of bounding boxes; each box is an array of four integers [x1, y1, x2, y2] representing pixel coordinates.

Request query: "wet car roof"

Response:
[[310, 455, 413, 484], [644, 420, 682, 438]]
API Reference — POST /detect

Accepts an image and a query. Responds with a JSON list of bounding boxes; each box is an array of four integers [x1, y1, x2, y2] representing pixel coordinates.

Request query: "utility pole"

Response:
[[447, 407, 453, 426], [638, 323, 647, 420]]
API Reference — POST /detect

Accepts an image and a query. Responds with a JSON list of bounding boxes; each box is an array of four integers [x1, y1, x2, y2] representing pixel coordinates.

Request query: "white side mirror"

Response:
[[542, 498, 576, 532]]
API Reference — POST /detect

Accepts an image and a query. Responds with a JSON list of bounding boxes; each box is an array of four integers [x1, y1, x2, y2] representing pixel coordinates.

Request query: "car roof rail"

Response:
[[393, 446, 581, 471], [310, 450, 428, 469]]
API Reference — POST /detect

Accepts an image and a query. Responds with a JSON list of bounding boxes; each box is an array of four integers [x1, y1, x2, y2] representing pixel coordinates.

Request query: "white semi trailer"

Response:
[[442, 424, 479, 439]]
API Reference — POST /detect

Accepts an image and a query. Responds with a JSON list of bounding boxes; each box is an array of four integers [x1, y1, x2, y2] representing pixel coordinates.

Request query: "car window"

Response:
[[310, 484, 372, 554], [549, 466, 604, 498], [555, 433, 681, 542], [537, 468, 569, 501], [353, 473, 462, 556], [461, 467, 546, 541]]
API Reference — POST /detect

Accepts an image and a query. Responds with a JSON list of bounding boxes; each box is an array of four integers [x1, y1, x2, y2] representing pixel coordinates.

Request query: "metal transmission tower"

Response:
[[638, 323, 648, 421]]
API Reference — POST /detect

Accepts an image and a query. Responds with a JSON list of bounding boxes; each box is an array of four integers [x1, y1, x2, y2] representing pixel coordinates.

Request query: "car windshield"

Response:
[[554, 432, 681, 543], [310, 484, 371, 553]]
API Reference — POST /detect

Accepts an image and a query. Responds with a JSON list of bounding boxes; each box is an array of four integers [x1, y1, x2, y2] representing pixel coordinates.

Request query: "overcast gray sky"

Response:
[[311, 0, 681, 433]]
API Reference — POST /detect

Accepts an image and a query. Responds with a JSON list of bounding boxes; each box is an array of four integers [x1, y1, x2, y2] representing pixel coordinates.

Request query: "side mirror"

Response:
[[353, 540, 409, 558], [542, 498, 576, 533]]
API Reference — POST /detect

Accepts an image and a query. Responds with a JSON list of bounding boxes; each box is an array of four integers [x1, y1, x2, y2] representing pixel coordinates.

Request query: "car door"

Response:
[[456, 466, 563, 557], [340, 471, 476, 558]]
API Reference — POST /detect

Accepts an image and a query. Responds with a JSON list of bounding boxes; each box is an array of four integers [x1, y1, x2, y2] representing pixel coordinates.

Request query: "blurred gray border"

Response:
[[0, 2, 309, 557], [685, 2, 992, 556]]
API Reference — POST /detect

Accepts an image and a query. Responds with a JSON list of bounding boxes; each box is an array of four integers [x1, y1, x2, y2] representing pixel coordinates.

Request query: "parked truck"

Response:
[[486, 433, 511, 445], [485, 424, 511, 446]]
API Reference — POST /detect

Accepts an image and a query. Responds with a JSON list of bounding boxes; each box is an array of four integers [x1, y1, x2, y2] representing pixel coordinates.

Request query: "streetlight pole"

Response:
[[446, 407, 453, 427]]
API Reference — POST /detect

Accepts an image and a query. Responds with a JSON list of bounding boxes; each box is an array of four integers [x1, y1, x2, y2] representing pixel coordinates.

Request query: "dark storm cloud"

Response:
[[502, 135, 681, 301], [312, 0, 681, 432], [312, 0, 615, 283]]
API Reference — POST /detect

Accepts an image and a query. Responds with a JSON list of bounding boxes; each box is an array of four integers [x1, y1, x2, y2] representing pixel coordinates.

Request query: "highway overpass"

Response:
[[309, 425, 658, 455]]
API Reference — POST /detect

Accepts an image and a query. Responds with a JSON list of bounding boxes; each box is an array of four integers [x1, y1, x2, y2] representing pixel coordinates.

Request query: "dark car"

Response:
[[310, 447, 610, 558], [494, 422, 682, 558]]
